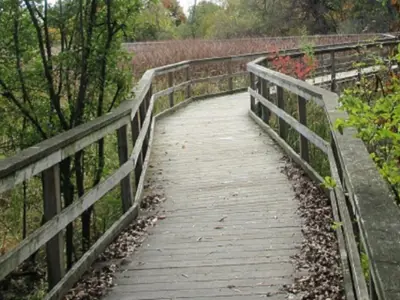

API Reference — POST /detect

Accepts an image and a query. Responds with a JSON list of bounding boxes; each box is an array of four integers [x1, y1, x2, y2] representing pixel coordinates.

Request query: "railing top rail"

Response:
[[247, 48, 400, 299], [0, 38, 397, 187]]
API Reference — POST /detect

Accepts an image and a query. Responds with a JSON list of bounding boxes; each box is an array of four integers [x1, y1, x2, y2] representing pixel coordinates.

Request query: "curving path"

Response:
[[105, 93, 304, 300]]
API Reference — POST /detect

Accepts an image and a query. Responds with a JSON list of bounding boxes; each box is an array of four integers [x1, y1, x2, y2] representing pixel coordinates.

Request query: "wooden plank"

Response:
[[249, 110, 323, 184], [44, 97, 157, 300], [153, 81, 191, 99], [192, 88, 247, 102], [154, 63, 189, 76], [155, 98, 194, 120], [247, 62, 325, 107], [298, 95, 309, 162], [0, 159, 135, 282], [107, 93, 303, 300], [328, 188, 356, 300], [168, 72, 174, 108], [328, 152, 369, 300], [248, 88, 329, 154], [42, 165, 65, 289], [117, 125, 133, 212], [0, 115, 130, 194]]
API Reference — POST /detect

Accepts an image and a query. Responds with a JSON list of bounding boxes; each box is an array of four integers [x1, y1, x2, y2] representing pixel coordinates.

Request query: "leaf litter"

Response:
[[64, 189, 166, 300], [281, 157, 344, 300]]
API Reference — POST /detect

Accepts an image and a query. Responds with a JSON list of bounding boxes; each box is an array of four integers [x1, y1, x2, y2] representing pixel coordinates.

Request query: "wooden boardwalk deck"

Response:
[[105, 93, 304, 300]]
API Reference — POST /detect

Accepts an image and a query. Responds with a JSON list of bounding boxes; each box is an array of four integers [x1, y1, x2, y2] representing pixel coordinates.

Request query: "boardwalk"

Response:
[[105, 93, 304, 300]]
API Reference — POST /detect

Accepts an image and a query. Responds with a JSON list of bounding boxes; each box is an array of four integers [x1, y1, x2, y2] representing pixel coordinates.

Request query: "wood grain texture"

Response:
[[105, 93, 303, 300]]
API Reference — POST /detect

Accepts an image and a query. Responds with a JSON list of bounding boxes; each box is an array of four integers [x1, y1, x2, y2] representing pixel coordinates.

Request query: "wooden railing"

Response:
[[247, 41, 400, 299], [0, 38, 399, 300]]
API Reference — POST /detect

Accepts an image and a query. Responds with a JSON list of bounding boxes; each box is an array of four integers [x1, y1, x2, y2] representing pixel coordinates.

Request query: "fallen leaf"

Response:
[[218, 216, 227, 222]]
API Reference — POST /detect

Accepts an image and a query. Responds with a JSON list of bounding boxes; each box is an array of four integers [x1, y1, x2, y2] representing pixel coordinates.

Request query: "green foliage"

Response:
[[322, 176, 337, 189], [335, 47, 400, 200], [331, 221, 343, 230]]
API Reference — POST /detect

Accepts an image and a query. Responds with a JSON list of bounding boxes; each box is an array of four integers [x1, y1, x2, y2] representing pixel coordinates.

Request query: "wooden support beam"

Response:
[[168, 72, 174, 107], [330, 51, 336, 92], [276, 86, 287, 140], [186, 67, 191, 99], [250, 73, 256, 111], [42, 165, 65, 289], [227, 60, 233, 91], [298, 95, 309, 162], [117, 125, 133, 212], [260, 78, 270, 124]]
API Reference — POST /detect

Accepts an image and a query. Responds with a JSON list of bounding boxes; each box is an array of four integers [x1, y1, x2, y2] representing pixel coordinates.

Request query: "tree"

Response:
[[0, 0, 142, 268]]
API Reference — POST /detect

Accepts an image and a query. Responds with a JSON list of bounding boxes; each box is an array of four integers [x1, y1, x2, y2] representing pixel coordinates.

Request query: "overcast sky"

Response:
[[179, 0, 195, 14]]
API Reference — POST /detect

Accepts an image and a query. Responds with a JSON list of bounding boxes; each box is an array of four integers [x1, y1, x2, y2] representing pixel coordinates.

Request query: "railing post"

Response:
[[185, 66, 191, 99], [132, 111, 141, 186], [142, 85, 152, 159], [330, 51, 336, 92], [228, 59, 233, 91], [117, 125, 133, 212], [356, 46, 362, 81], [277, 86, 287, 140], [260, 78, 270, 124], [256, 77, 262, 117], [250, 73, 256, 111], [168, 72, 174, 107], [42, 165, 65, 289], [298, 95, 309, 162]]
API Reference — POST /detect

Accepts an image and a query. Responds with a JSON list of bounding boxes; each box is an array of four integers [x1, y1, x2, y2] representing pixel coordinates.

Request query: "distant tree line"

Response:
[[130, 0, 400, 41]]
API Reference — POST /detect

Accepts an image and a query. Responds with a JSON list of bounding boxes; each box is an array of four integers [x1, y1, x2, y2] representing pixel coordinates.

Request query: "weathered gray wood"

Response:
[[42, 165, 65, 289], [0, 115, 130, 194], [249, 73, 256, 111], [154, 63, 189, 76], [106, 93, 303, 300], [153, 81, 190, 99], [328, 188, 356, 300], [249, 110, 323, 184], [227, 59, 233, 90], [117, 125, 133, 212], [330, 51, 336, 92], [260, 78, 270, 124], [276, 86, 287, 140], [185, 67, 191, 99], [155, 97, 194, 120], [328, 153, 369, 300], [168, 72, 174, 108], [44, 105, 157, 300], [192, 88, 247, 102], [0, 159, 135, 283], [297, 96, 309, 162], [248, 88, 329, 154], [131, 112, 141, 186]]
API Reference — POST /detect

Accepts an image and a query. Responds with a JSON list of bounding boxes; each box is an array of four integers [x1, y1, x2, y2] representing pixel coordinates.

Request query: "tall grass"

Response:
[[128, 34, 383, 76]]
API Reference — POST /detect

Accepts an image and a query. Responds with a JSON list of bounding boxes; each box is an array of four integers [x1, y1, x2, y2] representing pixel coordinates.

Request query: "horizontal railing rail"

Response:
[[0, 37, 399, 300], [247, 41, 400, 300]]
